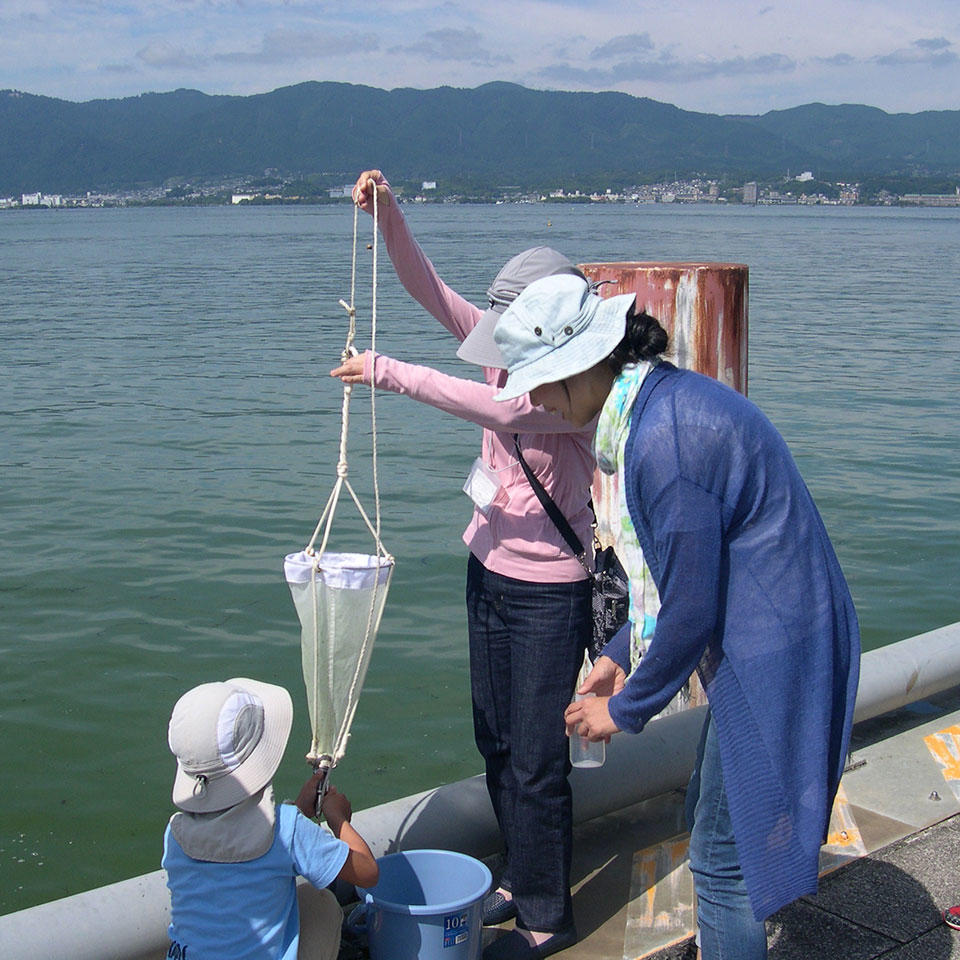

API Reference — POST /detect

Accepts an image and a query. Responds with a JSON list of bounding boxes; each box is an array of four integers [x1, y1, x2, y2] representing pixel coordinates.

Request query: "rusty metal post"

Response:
[[579, 261, 748, 391], [579, 261, 749, 710]]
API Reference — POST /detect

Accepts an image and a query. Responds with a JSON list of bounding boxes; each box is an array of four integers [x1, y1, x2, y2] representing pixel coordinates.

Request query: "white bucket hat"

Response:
[[456, 247, 585, 367], [492, 274, 635, 402], [168, 678, 293, 813]]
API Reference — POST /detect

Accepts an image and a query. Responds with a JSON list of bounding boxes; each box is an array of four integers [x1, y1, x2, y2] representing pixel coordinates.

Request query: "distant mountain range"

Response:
[[2, 81, 959, 195]]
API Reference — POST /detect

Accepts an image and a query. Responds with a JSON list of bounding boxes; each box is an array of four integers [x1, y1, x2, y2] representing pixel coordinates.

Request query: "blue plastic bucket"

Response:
[[354, 849, 492, 960]]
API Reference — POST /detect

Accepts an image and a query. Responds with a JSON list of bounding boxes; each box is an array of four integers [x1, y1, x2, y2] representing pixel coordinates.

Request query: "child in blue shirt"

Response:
[[162, 677, 378, 960]]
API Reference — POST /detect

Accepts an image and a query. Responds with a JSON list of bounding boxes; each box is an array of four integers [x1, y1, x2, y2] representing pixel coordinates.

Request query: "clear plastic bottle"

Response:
[[569, 692, 605, 768]]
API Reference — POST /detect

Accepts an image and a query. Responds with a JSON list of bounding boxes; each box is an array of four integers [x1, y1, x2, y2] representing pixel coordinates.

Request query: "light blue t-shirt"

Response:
[[163, 803, 349, 960]]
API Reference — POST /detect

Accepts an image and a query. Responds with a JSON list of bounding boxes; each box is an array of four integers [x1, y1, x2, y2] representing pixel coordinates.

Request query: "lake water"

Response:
[[1, 202, 958, 914]]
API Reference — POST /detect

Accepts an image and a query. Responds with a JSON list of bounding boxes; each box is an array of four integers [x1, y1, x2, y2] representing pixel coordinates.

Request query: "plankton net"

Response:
[[283, 190, 394, 792]]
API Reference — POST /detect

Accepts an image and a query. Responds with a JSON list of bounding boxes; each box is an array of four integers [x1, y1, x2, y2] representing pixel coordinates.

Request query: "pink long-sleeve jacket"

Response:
[[359, 179, 595, 583]]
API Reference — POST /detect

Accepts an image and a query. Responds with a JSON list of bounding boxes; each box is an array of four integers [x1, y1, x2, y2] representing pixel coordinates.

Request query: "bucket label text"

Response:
[[443, 911, 470, 948]]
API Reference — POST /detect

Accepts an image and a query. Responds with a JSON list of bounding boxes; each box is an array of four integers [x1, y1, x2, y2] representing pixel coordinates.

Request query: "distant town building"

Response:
[[20, 192, 63, 207], [839, 185, 860, 205], [743, 182, 758, 204], [231, 193, 256, 204], [760, 191, 798, 205], [327, 185, 353, 199], [900, 190, 960, 207], [422, 181, 437, 190], [795, 171, 814, 182]]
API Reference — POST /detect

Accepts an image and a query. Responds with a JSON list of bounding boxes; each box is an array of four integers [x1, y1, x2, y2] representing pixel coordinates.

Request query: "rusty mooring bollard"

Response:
[[579, 261, 748, 392], [579, 261, 749, 710]]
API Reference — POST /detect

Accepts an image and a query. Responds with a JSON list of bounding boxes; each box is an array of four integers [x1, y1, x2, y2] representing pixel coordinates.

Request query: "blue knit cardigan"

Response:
[[605, 363, 860, 920]]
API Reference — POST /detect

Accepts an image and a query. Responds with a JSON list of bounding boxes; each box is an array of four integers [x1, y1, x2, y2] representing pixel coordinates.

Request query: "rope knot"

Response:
[[336, 461, 348, 479]]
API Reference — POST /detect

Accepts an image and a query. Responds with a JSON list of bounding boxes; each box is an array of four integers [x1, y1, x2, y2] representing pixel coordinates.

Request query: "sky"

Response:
[[2, 0, 958, 116]]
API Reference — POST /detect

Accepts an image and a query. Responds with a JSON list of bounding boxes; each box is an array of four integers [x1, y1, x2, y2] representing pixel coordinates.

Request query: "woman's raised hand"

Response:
[[353, 169, 392, 213]]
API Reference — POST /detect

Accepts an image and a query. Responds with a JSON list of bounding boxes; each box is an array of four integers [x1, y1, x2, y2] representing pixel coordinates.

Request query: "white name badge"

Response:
[[463, 458, 504, 515]]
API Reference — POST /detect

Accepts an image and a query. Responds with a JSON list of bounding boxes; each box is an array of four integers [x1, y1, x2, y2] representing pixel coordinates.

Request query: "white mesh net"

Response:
[[284, 550, 393, 763]]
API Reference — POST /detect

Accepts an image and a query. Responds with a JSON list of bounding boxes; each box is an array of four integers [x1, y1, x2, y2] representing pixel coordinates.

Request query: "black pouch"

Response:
[[590, 545, 629, 662]]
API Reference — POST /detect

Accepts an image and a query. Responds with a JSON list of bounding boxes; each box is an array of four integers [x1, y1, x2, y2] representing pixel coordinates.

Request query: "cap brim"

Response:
[[172, 678, 293, 813], [456, 309, 508, 368], [494, 293, 633, 402]]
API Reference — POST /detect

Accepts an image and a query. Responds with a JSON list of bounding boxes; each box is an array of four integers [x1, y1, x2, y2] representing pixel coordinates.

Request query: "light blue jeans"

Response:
[[686, 714, 768, 960]]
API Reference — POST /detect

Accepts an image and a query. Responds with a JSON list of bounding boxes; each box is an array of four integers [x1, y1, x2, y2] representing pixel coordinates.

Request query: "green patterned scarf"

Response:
[[593, 362, 660, 672]]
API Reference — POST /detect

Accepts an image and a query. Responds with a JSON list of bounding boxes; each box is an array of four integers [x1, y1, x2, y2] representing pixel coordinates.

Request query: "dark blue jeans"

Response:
[[466, 554, 591, 933]]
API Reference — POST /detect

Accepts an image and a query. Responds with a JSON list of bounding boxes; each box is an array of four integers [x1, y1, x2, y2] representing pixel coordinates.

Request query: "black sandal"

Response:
[[482, 889, 518, 925]]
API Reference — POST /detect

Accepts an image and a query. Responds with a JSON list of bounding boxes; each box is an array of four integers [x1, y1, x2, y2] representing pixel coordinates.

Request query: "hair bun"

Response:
[[606, 305, 668, 374]]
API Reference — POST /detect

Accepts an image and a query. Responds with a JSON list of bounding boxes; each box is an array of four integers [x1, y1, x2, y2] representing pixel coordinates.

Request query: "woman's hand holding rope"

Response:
[[353, 169, 392, 212], [331, 353, 367, 385]]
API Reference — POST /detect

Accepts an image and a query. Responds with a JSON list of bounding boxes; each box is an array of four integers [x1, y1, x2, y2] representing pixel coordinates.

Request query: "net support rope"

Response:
[[298, 185, 394, 767]]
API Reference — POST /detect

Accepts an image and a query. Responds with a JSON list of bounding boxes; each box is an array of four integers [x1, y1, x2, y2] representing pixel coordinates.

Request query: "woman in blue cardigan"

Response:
[[482, 274, 860, 960]]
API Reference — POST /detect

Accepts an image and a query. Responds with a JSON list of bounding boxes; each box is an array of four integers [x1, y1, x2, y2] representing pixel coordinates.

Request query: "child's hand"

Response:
[[321, 786, 352, 831], [294, 773, 325, 820]]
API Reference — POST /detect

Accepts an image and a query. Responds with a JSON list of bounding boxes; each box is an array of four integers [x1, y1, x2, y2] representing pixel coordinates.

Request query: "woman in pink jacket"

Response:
[[330, 170, 592, 958]]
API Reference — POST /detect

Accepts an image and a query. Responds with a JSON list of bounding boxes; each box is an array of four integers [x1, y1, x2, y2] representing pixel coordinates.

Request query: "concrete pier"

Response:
[[540, 670, 960, 960]]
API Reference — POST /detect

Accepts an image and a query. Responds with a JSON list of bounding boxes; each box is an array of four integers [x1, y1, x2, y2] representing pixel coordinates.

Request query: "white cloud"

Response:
[[137, 41, 208, 71], [389, 27, 512, 66], [915, 36, 951, 51], [590, 33, 655, 58], [875, 37, 957, 67], [213, 30, 373, 66], [541, 50, 796, 87]]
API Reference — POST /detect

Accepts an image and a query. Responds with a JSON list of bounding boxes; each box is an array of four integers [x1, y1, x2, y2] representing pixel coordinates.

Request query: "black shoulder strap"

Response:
[[513, 435, 593, 576]]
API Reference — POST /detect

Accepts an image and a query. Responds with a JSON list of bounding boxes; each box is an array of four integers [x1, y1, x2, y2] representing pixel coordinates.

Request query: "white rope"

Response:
[[306, 189, 389, 561], [301, 180, 394, 766], [330, 182, 389, 764], [370, 184, 383, 544]]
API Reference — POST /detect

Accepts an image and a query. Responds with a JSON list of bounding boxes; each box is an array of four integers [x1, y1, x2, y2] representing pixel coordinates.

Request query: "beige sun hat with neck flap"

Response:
[[168, 678, 293, 814]]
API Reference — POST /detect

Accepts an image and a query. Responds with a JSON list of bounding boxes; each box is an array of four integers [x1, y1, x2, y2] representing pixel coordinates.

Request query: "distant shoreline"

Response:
[[4, 196, 960, 211]]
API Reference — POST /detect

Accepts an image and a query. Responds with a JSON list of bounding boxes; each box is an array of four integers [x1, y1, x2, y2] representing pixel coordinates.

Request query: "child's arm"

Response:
[[321, 788, 380, 888], [294, 779, 380, 889]]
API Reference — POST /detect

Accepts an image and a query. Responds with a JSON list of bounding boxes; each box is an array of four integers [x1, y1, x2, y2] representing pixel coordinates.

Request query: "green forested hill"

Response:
[[2, 81, 958, 195], [732, 102, 960, 175]]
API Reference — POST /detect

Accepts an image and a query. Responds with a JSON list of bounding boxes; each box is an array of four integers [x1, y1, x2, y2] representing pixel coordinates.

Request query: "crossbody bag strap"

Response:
[[513, 434, 593, 577]]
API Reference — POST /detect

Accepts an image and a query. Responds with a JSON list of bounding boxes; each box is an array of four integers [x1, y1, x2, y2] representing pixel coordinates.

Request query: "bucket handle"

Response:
[[345, 896, 372, 941]]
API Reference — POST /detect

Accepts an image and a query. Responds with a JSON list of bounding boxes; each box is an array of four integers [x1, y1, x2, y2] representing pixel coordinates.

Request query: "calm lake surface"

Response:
[[1, 202, 958, 913]]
